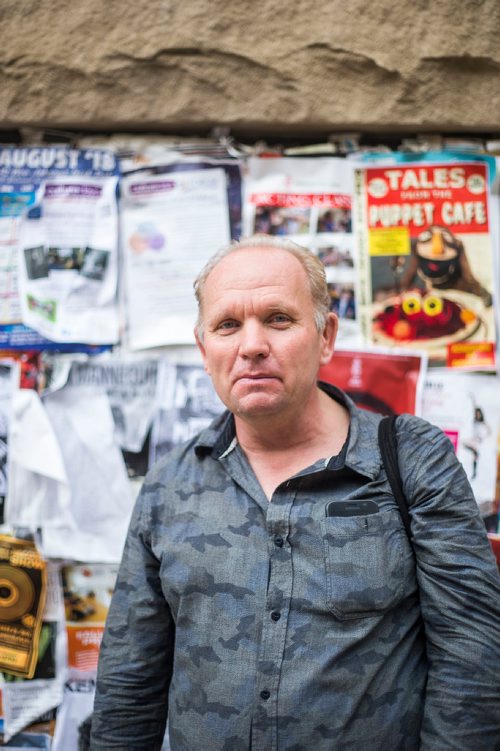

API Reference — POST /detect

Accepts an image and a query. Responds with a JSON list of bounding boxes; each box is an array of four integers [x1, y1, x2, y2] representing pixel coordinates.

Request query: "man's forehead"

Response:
[[205, 246, 307, 288]]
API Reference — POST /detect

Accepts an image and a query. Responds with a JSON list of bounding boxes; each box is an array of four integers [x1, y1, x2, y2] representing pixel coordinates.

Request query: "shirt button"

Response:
[[274, 535, 284, 547], [271, 611, 281, 621], [260, 690, 270, 700]]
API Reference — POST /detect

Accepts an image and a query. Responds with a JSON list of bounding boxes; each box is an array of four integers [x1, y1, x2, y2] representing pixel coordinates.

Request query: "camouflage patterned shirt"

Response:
[[91, 384, 500, 750]]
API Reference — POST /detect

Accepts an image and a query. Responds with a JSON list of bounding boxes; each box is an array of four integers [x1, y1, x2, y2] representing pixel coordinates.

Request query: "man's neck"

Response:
[[234, 388, 350, 500]]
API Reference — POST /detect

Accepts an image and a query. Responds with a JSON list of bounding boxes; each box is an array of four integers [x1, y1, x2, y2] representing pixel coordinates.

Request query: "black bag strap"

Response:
[[378, 415, 413, 542]]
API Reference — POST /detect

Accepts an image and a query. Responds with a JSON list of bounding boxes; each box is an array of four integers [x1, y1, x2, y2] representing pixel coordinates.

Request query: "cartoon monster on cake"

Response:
[[374, 289, 478, 343]]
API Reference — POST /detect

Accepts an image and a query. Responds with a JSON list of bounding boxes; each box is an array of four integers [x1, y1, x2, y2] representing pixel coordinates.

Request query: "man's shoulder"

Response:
[[393, 413, 453, 454], [348, 404, 456, 487], [389, 413, 462, 507]]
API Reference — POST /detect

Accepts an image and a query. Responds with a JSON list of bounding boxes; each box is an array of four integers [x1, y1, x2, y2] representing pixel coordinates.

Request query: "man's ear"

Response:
[[194, 328, 210, 374], [319, 312, 338, 366]]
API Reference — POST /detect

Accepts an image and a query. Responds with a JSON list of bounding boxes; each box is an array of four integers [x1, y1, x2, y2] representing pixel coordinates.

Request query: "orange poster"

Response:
[[62, 564, 118, 674]]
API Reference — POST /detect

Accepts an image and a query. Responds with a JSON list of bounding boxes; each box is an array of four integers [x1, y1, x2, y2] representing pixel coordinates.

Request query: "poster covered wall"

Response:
[[0, 142, 497, 747]]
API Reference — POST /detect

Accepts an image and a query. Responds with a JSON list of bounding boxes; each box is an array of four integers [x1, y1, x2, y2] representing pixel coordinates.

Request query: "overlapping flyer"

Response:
[[244, 156, 361, 347]]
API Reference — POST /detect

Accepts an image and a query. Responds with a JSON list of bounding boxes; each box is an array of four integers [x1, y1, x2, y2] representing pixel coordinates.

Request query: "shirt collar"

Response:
[[194, 381, 382, 480], [194, 410, 236, 458], [316, 381, 382, 480]]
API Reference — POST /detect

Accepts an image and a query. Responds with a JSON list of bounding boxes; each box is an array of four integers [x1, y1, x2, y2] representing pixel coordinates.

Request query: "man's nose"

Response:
[[238, 321, 270, 358]]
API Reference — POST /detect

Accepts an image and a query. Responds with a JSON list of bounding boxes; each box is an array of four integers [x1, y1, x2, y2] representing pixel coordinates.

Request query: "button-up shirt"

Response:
[[91, 384, 500, 750]]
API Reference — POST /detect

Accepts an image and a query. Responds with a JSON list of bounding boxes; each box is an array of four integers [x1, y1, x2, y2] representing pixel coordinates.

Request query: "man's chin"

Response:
[[232, 392, 284, 418]]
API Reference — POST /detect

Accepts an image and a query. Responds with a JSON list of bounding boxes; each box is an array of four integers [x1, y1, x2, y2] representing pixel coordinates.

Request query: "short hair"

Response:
[[193, 235, 330, 339]]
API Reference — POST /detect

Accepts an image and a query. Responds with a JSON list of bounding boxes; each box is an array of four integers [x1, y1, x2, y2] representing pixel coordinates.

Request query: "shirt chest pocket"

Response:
[[320, 509, 411, 620]]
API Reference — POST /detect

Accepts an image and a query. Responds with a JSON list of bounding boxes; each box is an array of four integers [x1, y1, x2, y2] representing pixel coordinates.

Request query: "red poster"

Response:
[[319, 349, 425, 415]]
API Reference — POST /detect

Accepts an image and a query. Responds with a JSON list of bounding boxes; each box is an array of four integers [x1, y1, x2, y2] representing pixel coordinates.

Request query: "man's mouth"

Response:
[[235, 374, 279, 383]]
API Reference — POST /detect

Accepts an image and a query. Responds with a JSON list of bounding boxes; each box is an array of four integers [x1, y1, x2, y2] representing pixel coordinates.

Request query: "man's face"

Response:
[[195, 247, 337, 422]]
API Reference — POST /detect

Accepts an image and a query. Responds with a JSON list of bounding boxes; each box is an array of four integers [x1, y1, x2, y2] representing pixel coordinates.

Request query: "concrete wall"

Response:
[[1, 0, 500, 136]]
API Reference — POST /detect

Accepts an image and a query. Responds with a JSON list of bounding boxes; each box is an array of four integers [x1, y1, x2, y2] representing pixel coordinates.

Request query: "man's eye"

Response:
[[217, 320, 239, 331], [269, 314, 290, 325]]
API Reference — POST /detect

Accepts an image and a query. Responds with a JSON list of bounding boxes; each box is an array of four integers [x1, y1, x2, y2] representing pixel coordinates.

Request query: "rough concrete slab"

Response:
[[1, 0, 499, 134]]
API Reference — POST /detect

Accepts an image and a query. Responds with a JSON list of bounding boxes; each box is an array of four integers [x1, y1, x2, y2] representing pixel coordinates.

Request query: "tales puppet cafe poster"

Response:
[[355, 159, 497, 369]]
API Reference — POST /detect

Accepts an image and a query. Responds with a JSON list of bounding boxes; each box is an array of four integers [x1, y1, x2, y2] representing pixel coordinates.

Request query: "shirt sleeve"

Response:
[[90, 477, 174, 751], [398, 415, 500, 750]]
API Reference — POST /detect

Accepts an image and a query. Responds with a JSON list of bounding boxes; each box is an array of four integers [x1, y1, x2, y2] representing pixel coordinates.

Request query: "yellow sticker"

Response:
[[0, 645, 29, 670], [368, 227, 411, 256]]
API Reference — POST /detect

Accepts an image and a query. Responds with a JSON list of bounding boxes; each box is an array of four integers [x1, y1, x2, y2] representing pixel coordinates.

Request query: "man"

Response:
[[91, 236, 500, 750]]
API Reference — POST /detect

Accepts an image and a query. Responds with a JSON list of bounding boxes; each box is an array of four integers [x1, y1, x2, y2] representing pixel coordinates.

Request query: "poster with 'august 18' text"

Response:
[[0, 147, 121, 347]]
